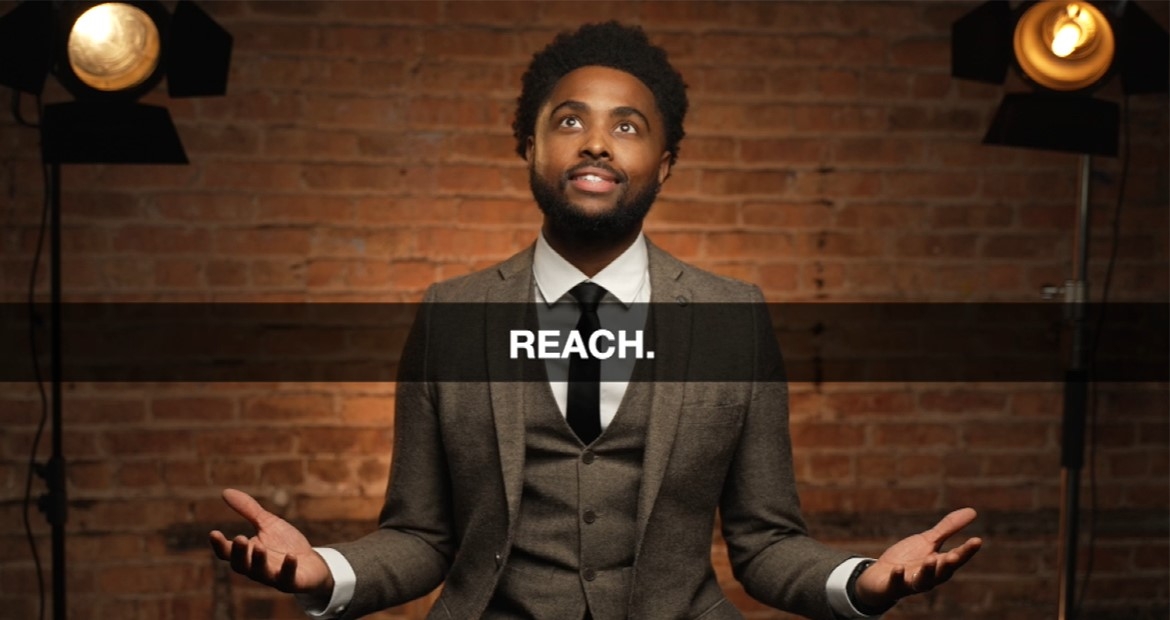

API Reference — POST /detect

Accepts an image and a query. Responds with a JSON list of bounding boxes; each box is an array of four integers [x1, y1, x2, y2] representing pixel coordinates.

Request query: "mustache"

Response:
[[563, 161, 627, 184]]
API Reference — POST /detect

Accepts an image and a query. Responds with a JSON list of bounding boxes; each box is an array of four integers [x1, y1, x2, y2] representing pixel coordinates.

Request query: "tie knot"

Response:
[[569, 281, 607, 313]]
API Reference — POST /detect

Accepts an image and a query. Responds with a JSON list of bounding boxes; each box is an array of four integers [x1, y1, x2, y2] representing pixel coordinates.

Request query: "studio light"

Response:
[[1014, 2, 1114, 91], [953, 4, 1167, 620], [65, 2, 163, 95], [0, 0, 233, 163], [0, 3, 230, 619], [952, 0, 1168, 156]]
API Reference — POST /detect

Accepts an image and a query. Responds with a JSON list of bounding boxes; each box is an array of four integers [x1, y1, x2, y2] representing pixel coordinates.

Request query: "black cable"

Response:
[[10, 88, 39, 129], [21, 93, 49, 620], [1074, 94, 1131, 618]]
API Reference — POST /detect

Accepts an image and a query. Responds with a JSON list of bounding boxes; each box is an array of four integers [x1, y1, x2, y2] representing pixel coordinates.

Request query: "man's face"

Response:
[[526, 65, 672, 243]]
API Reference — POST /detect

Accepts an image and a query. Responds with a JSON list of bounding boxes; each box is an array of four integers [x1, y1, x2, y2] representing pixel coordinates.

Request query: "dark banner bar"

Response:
[[0, 303, 1165, 382]]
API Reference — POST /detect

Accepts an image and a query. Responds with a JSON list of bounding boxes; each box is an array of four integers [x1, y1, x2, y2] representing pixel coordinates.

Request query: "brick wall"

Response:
[[1, 2, 1166, 619]]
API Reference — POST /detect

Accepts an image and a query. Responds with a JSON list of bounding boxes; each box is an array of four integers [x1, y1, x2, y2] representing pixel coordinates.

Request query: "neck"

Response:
[[541, 222, 641, 278]]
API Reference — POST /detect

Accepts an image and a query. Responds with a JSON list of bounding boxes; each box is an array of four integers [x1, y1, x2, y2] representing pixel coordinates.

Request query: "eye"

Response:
[[616, 121, 637, 134], [558, 116, 581, 129]]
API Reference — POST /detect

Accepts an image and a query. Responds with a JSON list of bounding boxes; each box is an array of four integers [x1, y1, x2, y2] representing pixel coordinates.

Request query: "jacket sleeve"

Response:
[[719, 286, 852, 620], [328, 284, 455, 618]]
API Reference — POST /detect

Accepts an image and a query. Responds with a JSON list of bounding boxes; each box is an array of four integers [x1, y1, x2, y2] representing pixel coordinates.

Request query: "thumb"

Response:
[[221, 488, 273, 529]]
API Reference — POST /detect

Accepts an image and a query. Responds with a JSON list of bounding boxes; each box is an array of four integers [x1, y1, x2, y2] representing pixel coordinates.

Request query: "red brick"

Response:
[[321, 26, 420, 58], [102, 430, 193, 456], [214, 228, 312, 256], [889, 38, 949, 68], [242, 394, 334, 422], [338, 1, 440, 23], [826, 390, 916, 416], [201, 162, 304, 191], [307, 458, 351, 484], [643, 232, 702, 260], [95, 562, 206, 594], [194, 429, 296, 456], [861, 70, 913, 100], [981, 234, 1065, 259], [792, 170, 883, 197], [946, 484, 1036, 511], [964, 422, 1053, 449], [790, 422, 865, 448], [795, 36, 886, 65], [229, 23, 320, 53], [894, 233, 978, 258], [740, 138, 827, 164], [117, 461, 162, 487], [209, 460, 259, 486], [873, 423, 956, 447], [297, 495, 382, 520], [198, 91, 303, 125], [163, 460, 207, 486], [792, 104, 887, 133], [112, 227, 210, 255], [415, 228, 524, 260], [298, 427, 391, 455], [918, 390, 1007, 413], [742, 202, 834, 228], [68, 461, 113, 490], [151, 397, 235, 423], [435, 165, 510, 195]]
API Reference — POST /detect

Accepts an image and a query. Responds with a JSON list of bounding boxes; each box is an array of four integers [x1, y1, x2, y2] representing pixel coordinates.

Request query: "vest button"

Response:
[[582, 568, 596, 581], [494, 552, 503, 567], [581, 450, 595, 464], [583, 509, 597, 524]]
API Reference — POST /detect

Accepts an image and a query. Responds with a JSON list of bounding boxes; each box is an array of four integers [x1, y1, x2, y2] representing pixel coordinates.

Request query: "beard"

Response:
[[529, 166, 660, 245]]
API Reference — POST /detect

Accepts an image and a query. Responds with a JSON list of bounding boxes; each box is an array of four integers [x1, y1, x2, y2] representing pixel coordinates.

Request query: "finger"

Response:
[[936, 537, 984, 582], [888, 565, 911, 596], [915, 557, 938, 590], [250, 542, 273, 585], [222, 489, 273, 529], [230, 535, 252, 575], [209, 530, 232, 561], [277, 553, 299, 592], [922, 507, 977, 546]]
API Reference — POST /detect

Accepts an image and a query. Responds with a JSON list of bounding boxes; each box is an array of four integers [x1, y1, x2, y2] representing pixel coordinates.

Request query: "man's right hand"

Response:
[[209, 488, 335, 596]]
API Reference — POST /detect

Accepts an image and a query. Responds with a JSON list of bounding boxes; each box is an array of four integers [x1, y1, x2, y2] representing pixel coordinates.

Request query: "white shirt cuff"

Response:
[[295, 547, 357, 619], [826, 557, 884, 618]]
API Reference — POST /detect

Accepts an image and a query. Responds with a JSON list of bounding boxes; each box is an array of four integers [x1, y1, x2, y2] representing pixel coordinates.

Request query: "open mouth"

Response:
[[567, 165, 622, 194]]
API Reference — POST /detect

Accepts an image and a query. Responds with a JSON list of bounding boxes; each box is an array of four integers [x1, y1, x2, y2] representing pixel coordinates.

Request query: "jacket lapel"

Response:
[[634, 241, 692, 555], [485, 245, 537, 533]]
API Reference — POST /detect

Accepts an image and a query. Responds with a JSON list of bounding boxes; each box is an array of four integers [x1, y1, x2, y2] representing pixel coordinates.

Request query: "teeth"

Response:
[[582, 174, 604, 182]]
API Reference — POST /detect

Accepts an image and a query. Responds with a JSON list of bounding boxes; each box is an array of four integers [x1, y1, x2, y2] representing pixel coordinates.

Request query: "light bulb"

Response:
[[67, 2, 160, 92]]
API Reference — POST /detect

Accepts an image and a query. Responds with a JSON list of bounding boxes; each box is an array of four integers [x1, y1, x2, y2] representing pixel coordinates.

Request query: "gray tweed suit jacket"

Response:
[[330, 240, 852, 620]]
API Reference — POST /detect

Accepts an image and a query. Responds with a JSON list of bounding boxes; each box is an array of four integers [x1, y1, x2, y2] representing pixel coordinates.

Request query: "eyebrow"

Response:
[[549, 100, 653, 132]]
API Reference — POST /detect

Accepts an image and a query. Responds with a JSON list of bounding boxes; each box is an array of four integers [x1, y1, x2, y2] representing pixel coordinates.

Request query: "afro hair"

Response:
[[512, 21, 688, 166]]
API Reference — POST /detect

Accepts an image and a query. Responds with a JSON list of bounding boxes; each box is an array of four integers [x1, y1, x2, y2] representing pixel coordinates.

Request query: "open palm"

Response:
[[209, 489, 333, 595], [854, 507, 983, 608]]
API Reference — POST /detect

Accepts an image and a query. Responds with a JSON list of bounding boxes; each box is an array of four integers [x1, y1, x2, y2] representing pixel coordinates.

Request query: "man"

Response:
[[210, 22, 981, 619]]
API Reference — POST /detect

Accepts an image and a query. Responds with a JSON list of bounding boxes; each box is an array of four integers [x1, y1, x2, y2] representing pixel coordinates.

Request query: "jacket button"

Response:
[[582, 568, 596, 581], [581, 450, 595, 464], [583, 509, 596, 524], [494, 552, 503, 567]]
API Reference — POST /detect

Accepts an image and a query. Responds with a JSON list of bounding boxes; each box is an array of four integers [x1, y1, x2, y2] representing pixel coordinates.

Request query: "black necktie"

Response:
[[567, 282, 606, 445]]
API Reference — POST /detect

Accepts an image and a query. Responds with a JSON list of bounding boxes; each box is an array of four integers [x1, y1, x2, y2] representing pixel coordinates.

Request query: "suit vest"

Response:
[[484, 375, 652, 620]]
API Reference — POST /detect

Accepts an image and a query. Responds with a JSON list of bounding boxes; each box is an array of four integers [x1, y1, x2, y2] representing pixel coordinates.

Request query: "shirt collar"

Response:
[[533, 231, 648, 308]]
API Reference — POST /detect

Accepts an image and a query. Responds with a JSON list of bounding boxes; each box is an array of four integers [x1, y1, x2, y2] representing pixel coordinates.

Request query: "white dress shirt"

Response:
[[300, 232, 880, 619]]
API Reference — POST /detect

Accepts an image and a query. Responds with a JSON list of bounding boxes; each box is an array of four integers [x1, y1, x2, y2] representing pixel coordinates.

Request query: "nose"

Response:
[[579, 125, 611, 160]]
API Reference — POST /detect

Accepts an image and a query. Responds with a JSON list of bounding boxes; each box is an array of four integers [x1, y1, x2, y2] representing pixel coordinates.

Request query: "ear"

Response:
[[525, 136, 535, 164], [657, 150, 672, 184]]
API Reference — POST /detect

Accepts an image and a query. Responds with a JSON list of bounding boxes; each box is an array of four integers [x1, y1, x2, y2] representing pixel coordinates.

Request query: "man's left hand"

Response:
[[853, 507, 983, 610]]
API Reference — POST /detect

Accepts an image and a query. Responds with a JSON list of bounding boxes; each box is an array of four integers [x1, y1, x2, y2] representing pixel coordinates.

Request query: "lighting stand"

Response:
[[34, 161, 67, 620], [1056, 154, 1092, 620]]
